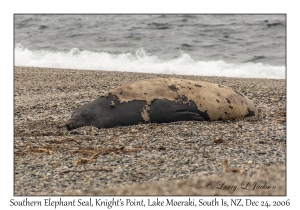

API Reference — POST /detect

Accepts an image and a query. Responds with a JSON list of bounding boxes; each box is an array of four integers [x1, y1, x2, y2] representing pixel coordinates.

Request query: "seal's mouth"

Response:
[[65, 122, 73, 131], [65, 119, 84, 131]]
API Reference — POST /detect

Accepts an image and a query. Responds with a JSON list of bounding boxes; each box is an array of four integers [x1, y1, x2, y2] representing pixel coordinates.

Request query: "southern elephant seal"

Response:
[[65, 78, 257, 131]]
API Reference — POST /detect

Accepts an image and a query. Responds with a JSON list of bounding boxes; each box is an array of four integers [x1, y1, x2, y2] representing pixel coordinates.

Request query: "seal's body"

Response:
[[65, 78, 257, 130]]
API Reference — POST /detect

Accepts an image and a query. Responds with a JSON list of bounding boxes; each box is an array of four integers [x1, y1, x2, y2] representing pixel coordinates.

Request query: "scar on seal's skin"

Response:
[[110, 101, 115, 108], [168, 85, 178, 91], [141, 105, 150, 122]]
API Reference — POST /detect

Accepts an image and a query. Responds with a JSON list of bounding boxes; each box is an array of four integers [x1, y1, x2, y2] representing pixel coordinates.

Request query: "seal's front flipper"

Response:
[[149, 99, 206, 123], [174, 110, 205, 121]]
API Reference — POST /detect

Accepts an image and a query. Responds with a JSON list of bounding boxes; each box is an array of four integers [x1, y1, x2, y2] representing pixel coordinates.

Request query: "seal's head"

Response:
[[66, 111, 89, 131], [65, 105, 97, 131]]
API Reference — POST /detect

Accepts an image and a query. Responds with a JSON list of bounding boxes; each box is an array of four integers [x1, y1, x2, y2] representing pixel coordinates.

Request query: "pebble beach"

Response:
[[14, 66, 286, 196]]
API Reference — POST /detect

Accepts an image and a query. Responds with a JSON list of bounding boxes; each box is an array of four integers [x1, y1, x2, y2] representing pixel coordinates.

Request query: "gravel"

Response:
[[14, 66, 286, 196]]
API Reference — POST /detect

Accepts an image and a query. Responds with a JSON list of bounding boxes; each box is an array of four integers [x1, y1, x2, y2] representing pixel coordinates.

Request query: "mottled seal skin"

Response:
[[65, 78, 257, 131]]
